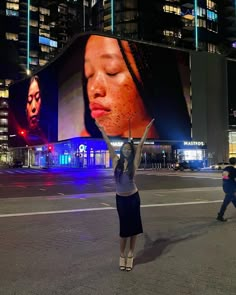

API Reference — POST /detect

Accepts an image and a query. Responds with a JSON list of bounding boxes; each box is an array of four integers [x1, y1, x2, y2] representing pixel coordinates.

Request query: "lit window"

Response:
[[0, 127, 8, 133], [39, 59, 48, 66], [208, 43, 216, 53], [0, 119, 8, 125], [39, 36, 58, 48], [40, 24, 50, 30], [29, 58, 38, 66], [6, 9, 19, 16], [207, 10, 217, 21], [30, 20, 38, 27], [6, 2, 19, 10], [207, 0, 217, 11], [41, 45, 50, 53], [198, 19, 206, 28], [163, 5, 181, 15], [0, 136, 8, 140], [39, 7, 50, 16], [0, 90, 9, 98], [5, 32, 18, 41], [30, 5, 38, 12]]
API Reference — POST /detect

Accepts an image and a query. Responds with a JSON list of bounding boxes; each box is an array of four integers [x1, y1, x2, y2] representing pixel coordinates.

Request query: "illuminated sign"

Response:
[[79, 144, 87, 152], [111, 141, 155, 147], [39, 36, 58, 48], [184, 141, 204, 146], [111, 141, 123, 147]]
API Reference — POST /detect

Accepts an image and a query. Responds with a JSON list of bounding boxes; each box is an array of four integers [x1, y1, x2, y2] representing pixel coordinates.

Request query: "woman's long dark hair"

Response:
[[82, 33, 191, 140], [114, 142, 135, 183]]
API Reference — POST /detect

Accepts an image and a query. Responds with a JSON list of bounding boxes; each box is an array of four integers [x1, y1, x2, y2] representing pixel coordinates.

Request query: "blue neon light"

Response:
[[194, 0, 198, 51], [207, 10, 217, 21], [27, 0, 30, 73], [39, 36, 58, 48]]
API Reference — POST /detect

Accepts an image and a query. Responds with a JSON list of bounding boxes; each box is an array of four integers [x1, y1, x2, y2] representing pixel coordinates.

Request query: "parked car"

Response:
[[8, 160, 23, 168], [210, 162, 230, 170], [174, 160, 204, 171]]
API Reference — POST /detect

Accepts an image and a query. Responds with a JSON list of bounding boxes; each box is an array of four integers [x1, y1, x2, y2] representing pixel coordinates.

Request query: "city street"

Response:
[[0, 168, 236, 295]]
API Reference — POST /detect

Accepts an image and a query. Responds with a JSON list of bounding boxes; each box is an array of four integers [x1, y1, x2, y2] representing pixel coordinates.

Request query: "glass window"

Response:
[[39, 7, 50, 16], [6, 2, 19, 10], [29, 58, 38, 66], [163, 5, 181, 15], [0, 90, 9, 98], [5, 32, 18, 41], [0, 119, 8, 125], [30, 19, 38, 27], [0, 135, 8, 140], [30, 5, 38, 12], [207, 0, 217, 11], [6, 9, 19, 16], [0, 127, 8, 132]]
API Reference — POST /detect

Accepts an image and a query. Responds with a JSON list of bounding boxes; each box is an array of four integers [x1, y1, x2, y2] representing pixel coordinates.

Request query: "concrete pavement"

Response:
[[0, 187, 236, 295]]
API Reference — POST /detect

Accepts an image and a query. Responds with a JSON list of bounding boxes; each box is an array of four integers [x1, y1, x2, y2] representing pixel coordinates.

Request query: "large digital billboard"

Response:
[[57, 33, 191, 141], [9, 33, 192, 146], [9, 66, 58, 146]]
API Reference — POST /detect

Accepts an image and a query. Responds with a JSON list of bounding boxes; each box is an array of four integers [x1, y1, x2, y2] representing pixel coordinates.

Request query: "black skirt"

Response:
[[116, 191, 143, 238]]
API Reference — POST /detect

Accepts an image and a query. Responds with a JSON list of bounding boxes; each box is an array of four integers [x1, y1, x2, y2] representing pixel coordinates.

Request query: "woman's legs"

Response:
[[119, 237, 127, 270], [120, 237, 128, 257], [128, 235, 137, 257], [125, 235, 137, 271]]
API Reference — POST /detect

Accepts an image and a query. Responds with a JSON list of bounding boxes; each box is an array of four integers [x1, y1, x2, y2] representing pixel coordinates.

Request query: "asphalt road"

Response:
[[0, 167, 222, 198], [1, 168, 235, 295]]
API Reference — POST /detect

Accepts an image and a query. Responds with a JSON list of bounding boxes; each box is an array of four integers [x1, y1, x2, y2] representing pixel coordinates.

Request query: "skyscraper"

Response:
[[0, 0, 86, 153]]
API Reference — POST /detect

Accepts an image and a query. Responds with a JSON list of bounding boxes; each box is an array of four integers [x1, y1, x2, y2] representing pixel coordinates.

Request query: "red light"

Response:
[[48, 145, 52, 151], [19, 130, 25, 136]]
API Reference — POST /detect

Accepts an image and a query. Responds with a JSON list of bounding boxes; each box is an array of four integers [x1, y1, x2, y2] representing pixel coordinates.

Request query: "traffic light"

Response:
[[19, 130, 26, 136], [48, 145, 52, 152]]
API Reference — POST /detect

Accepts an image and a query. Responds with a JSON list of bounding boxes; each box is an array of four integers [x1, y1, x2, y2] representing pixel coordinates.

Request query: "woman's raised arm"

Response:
[[134, 119, 155, 169], [95, 121, 119, 168]]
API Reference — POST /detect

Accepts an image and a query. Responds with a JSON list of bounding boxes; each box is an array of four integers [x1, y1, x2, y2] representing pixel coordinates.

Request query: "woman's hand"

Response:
[[146, 118, 155, 129]]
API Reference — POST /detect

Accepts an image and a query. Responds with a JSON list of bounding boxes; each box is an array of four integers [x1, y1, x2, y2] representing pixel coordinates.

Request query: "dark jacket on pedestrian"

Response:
[[222, 165, 236, 194]]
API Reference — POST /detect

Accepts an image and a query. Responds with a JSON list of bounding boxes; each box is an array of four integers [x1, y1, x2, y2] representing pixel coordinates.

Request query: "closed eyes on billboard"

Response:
[[9, 33, 192, 146]]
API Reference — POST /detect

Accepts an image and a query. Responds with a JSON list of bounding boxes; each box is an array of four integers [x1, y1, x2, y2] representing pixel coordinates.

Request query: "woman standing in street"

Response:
[[95, 118, 155, 271]]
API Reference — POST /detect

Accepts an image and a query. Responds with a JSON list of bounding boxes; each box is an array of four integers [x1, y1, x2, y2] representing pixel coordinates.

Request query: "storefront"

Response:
[[9, 138, 207, 169], [172, 141, 207, 165]]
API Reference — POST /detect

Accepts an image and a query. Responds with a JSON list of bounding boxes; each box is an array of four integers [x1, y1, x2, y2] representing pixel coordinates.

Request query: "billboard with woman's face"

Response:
[[58, 34, 192, 141], [9, 33, 192, 146], [9, 66, 58, 146]]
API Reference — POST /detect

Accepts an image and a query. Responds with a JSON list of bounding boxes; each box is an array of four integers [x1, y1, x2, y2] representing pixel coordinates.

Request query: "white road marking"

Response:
[[101, 203, 110, 206], [0, 200, 222, 218]]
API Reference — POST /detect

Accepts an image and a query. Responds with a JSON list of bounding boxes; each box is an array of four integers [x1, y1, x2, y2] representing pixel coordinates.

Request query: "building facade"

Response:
[[1, 1, 236, 164]]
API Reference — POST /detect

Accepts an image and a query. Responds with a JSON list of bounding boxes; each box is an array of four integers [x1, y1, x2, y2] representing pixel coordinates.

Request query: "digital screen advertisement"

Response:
[[9, 66, 58, 146], [9, 33, 192, 147]]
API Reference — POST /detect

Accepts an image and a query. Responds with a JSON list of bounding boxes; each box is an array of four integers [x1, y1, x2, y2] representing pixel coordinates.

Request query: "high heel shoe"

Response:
[[119, 256, 126, 271], [126, 256, 134, 271]]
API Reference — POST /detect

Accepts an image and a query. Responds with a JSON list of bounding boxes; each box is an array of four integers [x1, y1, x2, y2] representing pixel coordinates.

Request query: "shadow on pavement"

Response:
[[135, 220, 219, 266]]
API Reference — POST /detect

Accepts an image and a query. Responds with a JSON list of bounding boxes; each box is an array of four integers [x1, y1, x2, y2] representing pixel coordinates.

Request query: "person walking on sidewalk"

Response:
[[216, 157, 236, 222], [95, 118, 155, 271]]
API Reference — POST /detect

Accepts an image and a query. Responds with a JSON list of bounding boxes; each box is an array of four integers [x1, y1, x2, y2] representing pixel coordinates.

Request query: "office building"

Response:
[[2, 0, 236, 163], [0, 0, 86, 158]]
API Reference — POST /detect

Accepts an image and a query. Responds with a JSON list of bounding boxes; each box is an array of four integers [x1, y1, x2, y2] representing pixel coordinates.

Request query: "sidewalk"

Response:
[[0, 189, 235, 295]]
